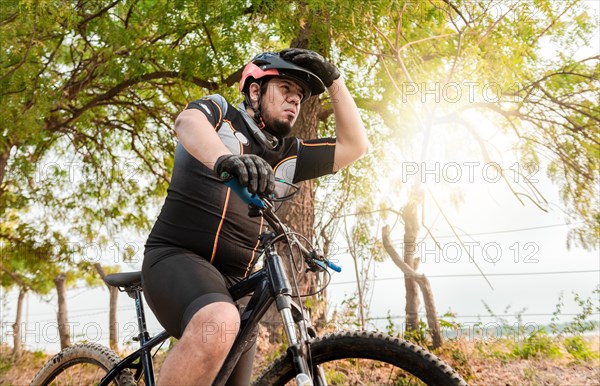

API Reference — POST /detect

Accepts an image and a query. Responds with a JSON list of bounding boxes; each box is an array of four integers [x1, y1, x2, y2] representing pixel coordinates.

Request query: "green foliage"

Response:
[[478, 290, 600, 362], [262, 340, 288, 365], [0, 350, 12, 376], [323, 369, 346, 385], [333, 295, 363, 329], [550, 288, 600, 362], [434, 340, 476, 382], [439, 310, 462, 335], [563, 287, 600, 335], [480, 301, 531, 341], [384, 310, 400, 337], [403, 320, 431, 348], [551, 287, 600, 336], [563, 335, 599, 362], [474, 339, 516, 362], [1, 0, 328, 295], [347, 0, 599, 248], [512, 328, 562, 359]]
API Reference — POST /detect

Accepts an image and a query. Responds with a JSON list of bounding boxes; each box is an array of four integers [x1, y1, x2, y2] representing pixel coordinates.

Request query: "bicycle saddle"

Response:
[[104, 271, 142, 288]]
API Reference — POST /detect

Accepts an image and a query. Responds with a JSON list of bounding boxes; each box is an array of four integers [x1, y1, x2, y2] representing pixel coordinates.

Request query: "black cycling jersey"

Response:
[[145, 95, 336, 277]]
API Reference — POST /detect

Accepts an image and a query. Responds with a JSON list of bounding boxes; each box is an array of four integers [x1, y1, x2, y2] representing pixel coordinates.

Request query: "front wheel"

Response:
[[253, 331, 468, 386], [30, 343, 136, 386]]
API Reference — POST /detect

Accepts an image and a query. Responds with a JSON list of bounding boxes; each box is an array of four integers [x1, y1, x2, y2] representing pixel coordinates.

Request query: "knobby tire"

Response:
[[30, 342, 136, 386], [253, 331, 468, 386]]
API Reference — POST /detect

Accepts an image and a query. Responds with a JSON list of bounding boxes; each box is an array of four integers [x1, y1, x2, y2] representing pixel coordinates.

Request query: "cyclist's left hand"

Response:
[[280, 48, 340, 87]]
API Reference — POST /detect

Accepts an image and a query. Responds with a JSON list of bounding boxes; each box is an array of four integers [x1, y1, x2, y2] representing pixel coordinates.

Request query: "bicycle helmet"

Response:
[[240, 52, 326, 102]]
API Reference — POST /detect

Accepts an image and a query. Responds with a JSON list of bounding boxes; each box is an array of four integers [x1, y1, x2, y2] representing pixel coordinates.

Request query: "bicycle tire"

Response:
[[30, 342, 137, 386], [253, 331, 468, 386]]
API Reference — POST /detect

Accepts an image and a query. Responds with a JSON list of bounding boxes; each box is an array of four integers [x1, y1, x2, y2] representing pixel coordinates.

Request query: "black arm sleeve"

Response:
[[185, 98, 225, 130], [293, 138, 336, 183]]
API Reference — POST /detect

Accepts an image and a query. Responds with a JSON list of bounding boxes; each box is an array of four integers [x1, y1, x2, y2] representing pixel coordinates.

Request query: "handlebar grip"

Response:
[[222, 174, 266, 209], [326, 260, 342, 272]]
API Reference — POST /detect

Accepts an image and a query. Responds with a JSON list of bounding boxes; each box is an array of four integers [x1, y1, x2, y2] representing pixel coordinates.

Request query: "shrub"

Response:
[[563, 335, 599, 362], [512, 329, 562, 359]]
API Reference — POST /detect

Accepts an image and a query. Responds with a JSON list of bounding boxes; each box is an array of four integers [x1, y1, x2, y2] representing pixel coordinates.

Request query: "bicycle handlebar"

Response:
[[313, 256, 342, 273], [221, 172, 266, 208], [222, 175, 342, 273], [295, 239, 342, 273]]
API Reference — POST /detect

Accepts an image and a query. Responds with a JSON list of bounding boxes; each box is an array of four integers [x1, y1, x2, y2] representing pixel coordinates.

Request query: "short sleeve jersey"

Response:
[[145, 95, 336, 277]]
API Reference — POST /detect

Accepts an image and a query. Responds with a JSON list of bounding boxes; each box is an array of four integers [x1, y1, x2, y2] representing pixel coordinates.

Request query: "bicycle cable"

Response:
[[152, 339, 168, 360], [276, 230, 333, 298], [290, 231, 333, 297], [270, 178, 300, 202]]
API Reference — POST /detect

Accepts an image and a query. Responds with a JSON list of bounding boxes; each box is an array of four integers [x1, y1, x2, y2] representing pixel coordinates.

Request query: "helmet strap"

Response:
[[244, 80, 267, 129], [238, 102, 278, 150]]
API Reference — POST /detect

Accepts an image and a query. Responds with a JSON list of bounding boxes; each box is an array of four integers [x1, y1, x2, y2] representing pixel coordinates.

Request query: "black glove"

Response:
[[214, 154, 275, 195], [280, 48, 341, 88]]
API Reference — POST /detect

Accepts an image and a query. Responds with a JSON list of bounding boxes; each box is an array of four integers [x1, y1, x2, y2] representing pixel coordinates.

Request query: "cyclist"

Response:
[[142, 48, 368, 385]]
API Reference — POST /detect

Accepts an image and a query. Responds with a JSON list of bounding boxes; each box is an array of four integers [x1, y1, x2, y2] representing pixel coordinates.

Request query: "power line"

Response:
[[423, 223, 584, 239], [329, 269, 600, 286], [23, 304, 136, 317], [367, 312, 600, 321], [328, 222, 585, 255]]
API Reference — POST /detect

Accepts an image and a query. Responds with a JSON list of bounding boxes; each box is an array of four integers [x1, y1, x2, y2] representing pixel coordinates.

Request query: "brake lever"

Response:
[[304, 248, 342, 273]]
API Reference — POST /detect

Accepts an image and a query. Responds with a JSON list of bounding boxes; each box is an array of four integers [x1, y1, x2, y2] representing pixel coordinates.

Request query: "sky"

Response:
[[1, 1, 599, 354]]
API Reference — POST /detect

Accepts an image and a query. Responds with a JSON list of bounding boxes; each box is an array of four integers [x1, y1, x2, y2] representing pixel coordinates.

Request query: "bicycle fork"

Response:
[[263, 237, 317, 386], [215, 232, 322, 386]]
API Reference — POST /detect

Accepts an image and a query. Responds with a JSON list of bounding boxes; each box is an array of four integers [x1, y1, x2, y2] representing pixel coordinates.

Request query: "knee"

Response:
[[181, 302, 240, 355]]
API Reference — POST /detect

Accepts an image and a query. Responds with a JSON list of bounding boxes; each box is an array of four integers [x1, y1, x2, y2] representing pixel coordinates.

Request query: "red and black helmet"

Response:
[[240, 52, 326, 101]]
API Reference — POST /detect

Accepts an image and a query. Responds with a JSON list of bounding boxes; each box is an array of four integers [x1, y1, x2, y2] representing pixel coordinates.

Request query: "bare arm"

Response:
[[330, 78, 369, 171], [174, 108, 231, 170]]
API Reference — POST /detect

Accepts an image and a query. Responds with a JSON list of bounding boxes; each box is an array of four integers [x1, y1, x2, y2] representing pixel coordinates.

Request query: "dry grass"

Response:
[[0, 344, 49, 386], [2, 333, 599, 386], [436, 336, 600, 386]]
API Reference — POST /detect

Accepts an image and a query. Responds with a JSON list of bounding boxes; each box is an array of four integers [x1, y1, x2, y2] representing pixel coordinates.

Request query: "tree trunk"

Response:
[[351, 250, 366, 330], [94, 263, 119, 351], [54, 273, 71, 349], [260, 32, 325, 342], [0, 145, 11, 204], [278, 93, 321, 291], [382, 225, 443, 348], [108, 286, 118, 350], [261, 91, 322, 343], [419, 275, 443, 348], [401, 200, 420, 332], [12, 288, 27, 359]]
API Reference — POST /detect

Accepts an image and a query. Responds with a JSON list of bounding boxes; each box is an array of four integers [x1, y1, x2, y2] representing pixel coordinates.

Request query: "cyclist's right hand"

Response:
[[214, 154, 275, 195]]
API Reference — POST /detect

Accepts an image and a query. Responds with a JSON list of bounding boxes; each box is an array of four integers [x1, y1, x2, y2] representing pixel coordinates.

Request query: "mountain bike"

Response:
[[30, 178, 468, 385]]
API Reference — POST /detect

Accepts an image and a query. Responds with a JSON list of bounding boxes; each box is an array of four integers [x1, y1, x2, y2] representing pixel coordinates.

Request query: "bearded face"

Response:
[[253, 78, 304, 138]]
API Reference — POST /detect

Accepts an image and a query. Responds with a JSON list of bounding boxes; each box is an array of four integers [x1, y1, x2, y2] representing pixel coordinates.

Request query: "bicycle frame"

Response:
[[100, 221, 314, 385], [36, 181, 468, 386]]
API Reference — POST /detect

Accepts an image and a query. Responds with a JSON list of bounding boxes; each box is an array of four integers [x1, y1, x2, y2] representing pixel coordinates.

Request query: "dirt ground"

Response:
[[2, 337, 599, 385], [466, 357, 599, 385]]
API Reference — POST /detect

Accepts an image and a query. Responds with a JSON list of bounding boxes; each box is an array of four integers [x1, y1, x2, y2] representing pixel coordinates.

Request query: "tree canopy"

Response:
[[1, 0, 598, 323]]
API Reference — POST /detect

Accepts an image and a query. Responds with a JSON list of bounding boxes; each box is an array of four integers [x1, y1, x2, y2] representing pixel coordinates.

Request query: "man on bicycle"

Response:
[[142, 48, 368, 385]]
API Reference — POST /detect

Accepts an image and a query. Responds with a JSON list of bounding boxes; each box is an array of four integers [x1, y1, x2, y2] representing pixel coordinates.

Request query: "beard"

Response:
[[260, 102, 294, 138]]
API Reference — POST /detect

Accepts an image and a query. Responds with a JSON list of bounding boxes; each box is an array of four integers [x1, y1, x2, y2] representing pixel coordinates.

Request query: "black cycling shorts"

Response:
[[142, 246, 257, 385], [142, 246, 242, 339]]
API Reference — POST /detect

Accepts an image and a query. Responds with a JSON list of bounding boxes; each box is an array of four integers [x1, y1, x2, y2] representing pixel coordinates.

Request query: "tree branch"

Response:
[[442, 0, 470, 27], [53, 71, 218, 131], [535, 2, 576, 41], [382, 225, 419, 278], [1, 13, 37, 82], [476, 1, 519, 46], [0, 12, 18, 26], [0, 264, 30, 290], [77, 0, 120, 29]]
